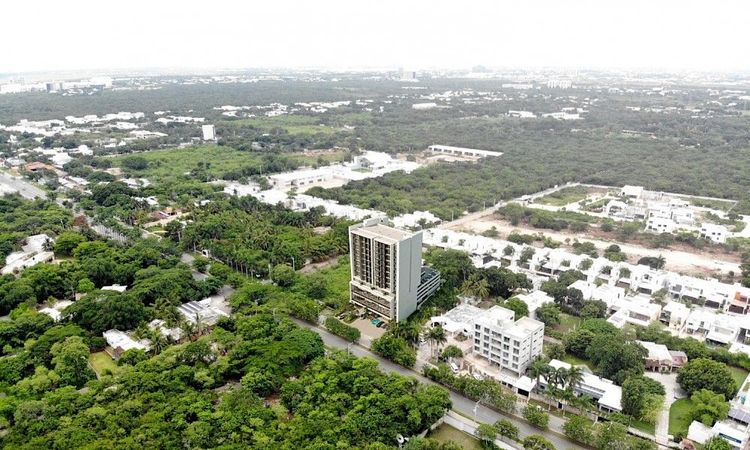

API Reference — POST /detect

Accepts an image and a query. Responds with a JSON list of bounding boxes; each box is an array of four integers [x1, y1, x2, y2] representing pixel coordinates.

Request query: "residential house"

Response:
[[540, 359, 622, 413]]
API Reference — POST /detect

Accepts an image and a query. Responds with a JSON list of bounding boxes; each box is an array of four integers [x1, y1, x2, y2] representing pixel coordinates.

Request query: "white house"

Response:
[[514, 290, 554, 319], [700, 223, 728, 244], [540, 359, 622, 413]]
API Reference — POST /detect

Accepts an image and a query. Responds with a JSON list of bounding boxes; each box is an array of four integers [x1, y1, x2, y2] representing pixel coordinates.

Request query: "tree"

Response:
[[704, 437, 733, 450], [76, 278, 95, 294], [371, 334, 417, 367], [564, 366, 584, 392], [426, 326, 447, 358], [564, 329, 595, 358], [424, 248, 474, 289], [503, 297, 529, 318], [580, 300, 607, 319], [440, 345, 463, 361], [475, 423, 498, 447], [563, 416, 594, 445], [461, 274, 490, 300], [622, 375, 648, 417], [50, 336, 95, 388], [522, 405, 549, 429], [494, 419, 519, 441], [545, 343, 565, 360], [595, 421, 629, 450], [271, 264, 296, 287], [529, 359, 550, 394], [690, 389, 730, 426], [677, 358, 738, 399], [585, 336, 646, 384], [53, 231, 87, 256], [522, 435, 555, 450], [535, 303, 561, 326]]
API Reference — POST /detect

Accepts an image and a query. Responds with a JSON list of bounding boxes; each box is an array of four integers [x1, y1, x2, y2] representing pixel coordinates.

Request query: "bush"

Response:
[[324, 317, 360, 342], [522, 405, 549, 429], [372, 334, 416, 368]]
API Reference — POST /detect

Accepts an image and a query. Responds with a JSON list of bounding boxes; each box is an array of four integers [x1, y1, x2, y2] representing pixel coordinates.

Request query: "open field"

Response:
[[221, 115, 339, 135], [536, 185, 592, 206], [426, 423, 482, 449], [108, 145, 345, 183], [89, 351, 118, 377]]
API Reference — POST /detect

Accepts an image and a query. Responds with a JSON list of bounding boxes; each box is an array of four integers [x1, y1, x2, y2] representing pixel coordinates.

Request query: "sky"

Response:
[[3, 0, 750, 74]]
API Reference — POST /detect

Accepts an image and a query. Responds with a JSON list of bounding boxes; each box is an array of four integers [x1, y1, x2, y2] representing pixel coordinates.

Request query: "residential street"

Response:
[[291, 318, 584, 450]]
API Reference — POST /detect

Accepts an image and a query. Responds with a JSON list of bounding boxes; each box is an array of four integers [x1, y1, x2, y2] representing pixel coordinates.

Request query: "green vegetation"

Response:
[[669, 398, 695, 436], [426, 423, 482, 449], [222, 114, 339, 135], [87, 351, 117, 377], [324, 316, 360, 342], [537, 186, 590, 206]]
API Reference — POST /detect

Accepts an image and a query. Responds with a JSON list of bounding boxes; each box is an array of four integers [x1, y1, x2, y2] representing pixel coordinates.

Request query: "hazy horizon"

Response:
[[4, 0, 750, 74]]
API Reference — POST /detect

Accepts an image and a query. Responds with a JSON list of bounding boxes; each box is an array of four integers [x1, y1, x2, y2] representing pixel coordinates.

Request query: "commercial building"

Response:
[[349, 218, 441, 322], [472, 305, 544, 377], [427, 145, 503, 158]]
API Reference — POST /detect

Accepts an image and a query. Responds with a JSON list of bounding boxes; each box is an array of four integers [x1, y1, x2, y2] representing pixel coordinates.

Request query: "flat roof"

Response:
[[352, 223, 414, 242]]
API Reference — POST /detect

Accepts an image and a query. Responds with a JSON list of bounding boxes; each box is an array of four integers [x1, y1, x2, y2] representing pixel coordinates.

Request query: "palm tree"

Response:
[[529, 360, 550, 395], [460, 274, 490, 300], [390, 321, 421, 347], [426, 326, 447, 358], [564, 366, 584, 393], [149, 329, 168, 355]]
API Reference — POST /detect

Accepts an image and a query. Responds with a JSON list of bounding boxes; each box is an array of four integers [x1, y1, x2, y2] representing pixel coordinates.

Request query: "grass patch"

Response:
[[668, 398, 695, 436], [561, 353, 593, 371], [89, 351, 118, 377], [222, 115, 339, 135], [109, 145, 345, 183], [302, 256, 351, 311], [426, 423, 482, 450], [555, 313, 583, 333], [537, 186, 590, 206], [729, 366, 749, 389], [630, 418, 656, 435]]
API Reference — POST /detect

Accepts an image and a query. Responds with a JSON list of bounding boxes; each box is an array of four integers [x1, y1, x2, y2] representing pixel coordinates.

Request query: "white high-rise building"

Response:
[[349, 218, 441, 322], [472, 306, 544, 377], [202, 124, 215, 141]]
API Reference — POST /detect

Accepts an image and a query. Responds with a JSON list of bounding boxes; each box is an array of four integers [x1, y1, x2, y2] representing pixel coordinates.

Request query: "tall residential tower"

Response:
[[349, 218, 441, 322]]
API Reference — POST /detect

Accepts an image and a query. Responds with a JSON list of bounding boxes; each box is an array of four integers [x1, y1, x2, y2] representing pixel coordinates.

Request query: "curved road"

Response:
[[292, 318, 584, 450]]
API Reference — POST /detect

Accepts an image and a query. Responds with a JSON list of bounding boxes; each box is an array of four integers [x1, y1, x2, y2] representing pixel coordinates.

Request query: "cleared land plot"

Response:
[[221, 115, 339, 135], [89, 351, 118, 377], [426, 423, 482, 449], [109, 145, 344, 183], [536, 185, 592, 206]]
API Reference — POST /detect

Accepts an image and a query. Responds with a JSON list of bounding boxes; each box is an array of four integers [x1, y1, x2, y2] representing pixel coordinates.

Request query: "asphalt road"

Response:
[[291, 318, 584, 450]]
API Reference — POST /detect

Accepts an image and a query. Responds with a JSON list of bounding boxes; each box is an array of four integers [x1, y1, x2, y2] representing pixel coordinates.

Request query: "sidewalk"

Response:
[[443, 410, 521, 450]]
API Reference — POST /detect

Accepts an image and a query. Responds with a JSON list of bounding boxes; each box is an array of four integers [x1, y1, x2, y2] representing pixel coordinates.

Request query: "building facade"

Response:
[[349, 218, 439, 322], [472, 306, 544, 377]]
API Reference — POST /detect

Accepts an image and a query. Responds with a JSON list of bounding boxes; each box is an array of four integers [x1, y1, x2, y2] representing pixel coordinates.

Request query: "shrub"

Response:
[[324, 317, 360, 342]]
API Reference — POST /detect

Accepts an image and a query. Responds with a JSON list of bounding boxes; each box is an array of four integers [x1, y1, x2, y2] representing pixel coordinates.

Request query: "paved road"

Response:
[[291, 318, 584, 450], [0, 172, 46, 199]]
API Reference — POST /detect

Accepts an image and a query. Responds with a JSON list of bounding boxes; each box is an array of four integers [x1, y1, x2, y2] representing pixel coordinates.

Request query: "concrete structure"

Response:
[[540, 359, 622, 413], [472, 305, 544, 377], [514, 290, 554, 319], [607, 295, 662, 328], [687, 420, 749, 450], [637, 340, 687, 372], [427, 145, 503, 158], [620, 185, 644, 199], [103, 329, 149, 359], [349, 218, 441, 322], [201, 124, 215, 141], [700, 223, 728, 244], [430, 303, 485, 336], [39, 300, 74, 322], [177, 297, 230, 327], [660, 301, 690, 330], [2, 233, 55, 276]]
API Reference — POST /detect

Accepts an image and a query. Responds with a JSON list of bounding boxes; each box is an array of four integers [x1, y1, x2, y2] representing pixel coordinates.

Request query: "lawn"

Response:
[[301, 256, 351, 311], [630, 418, 656, 435], [561, 353, 593, 371], [426, 424, 482, 450], [729, 366, 749, 389], [537, 186, 591, 207], [668, 398, 695, 435], [555, 313, 582, 333], [89, 351, 118, 377]]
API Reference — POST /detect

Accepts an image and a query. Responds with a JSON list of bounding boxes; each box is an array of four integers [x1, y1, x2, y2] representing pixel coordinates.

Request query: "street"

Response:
[[0, 171, 47, 199], [291, 318, 584, 450]]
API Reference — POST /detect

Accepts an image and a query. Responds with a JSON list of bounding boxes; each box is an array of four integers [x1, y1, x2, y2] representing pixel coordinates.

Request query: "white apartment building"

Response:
[[427, 144, 503, 158], [201, 124, 215, 141], [472, 305, 544, 377], [349, 218, 441, 322]]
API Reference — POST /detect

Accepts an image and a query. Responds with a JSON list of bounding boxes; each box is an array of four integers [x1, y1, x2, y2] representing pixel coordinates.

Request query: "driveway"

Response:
[[644, 371, 684, 444]]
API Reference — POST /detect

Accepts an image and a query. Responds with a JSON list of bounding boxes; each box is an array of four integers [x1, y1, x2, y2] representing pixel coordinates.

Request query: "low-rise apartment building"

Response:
[[472, 306, 544, 377]]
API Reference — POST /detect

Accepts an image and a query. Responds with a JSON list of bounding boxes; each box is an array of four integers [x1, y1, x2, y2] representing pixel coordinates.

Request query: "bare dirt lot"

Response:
[[448, 215, 741, 277]]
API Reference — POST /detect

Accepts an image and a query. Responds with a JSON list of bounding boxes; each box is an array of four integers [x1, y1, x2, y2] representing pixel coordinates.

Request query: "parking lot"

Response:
[[350, 318, 387, 346]]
